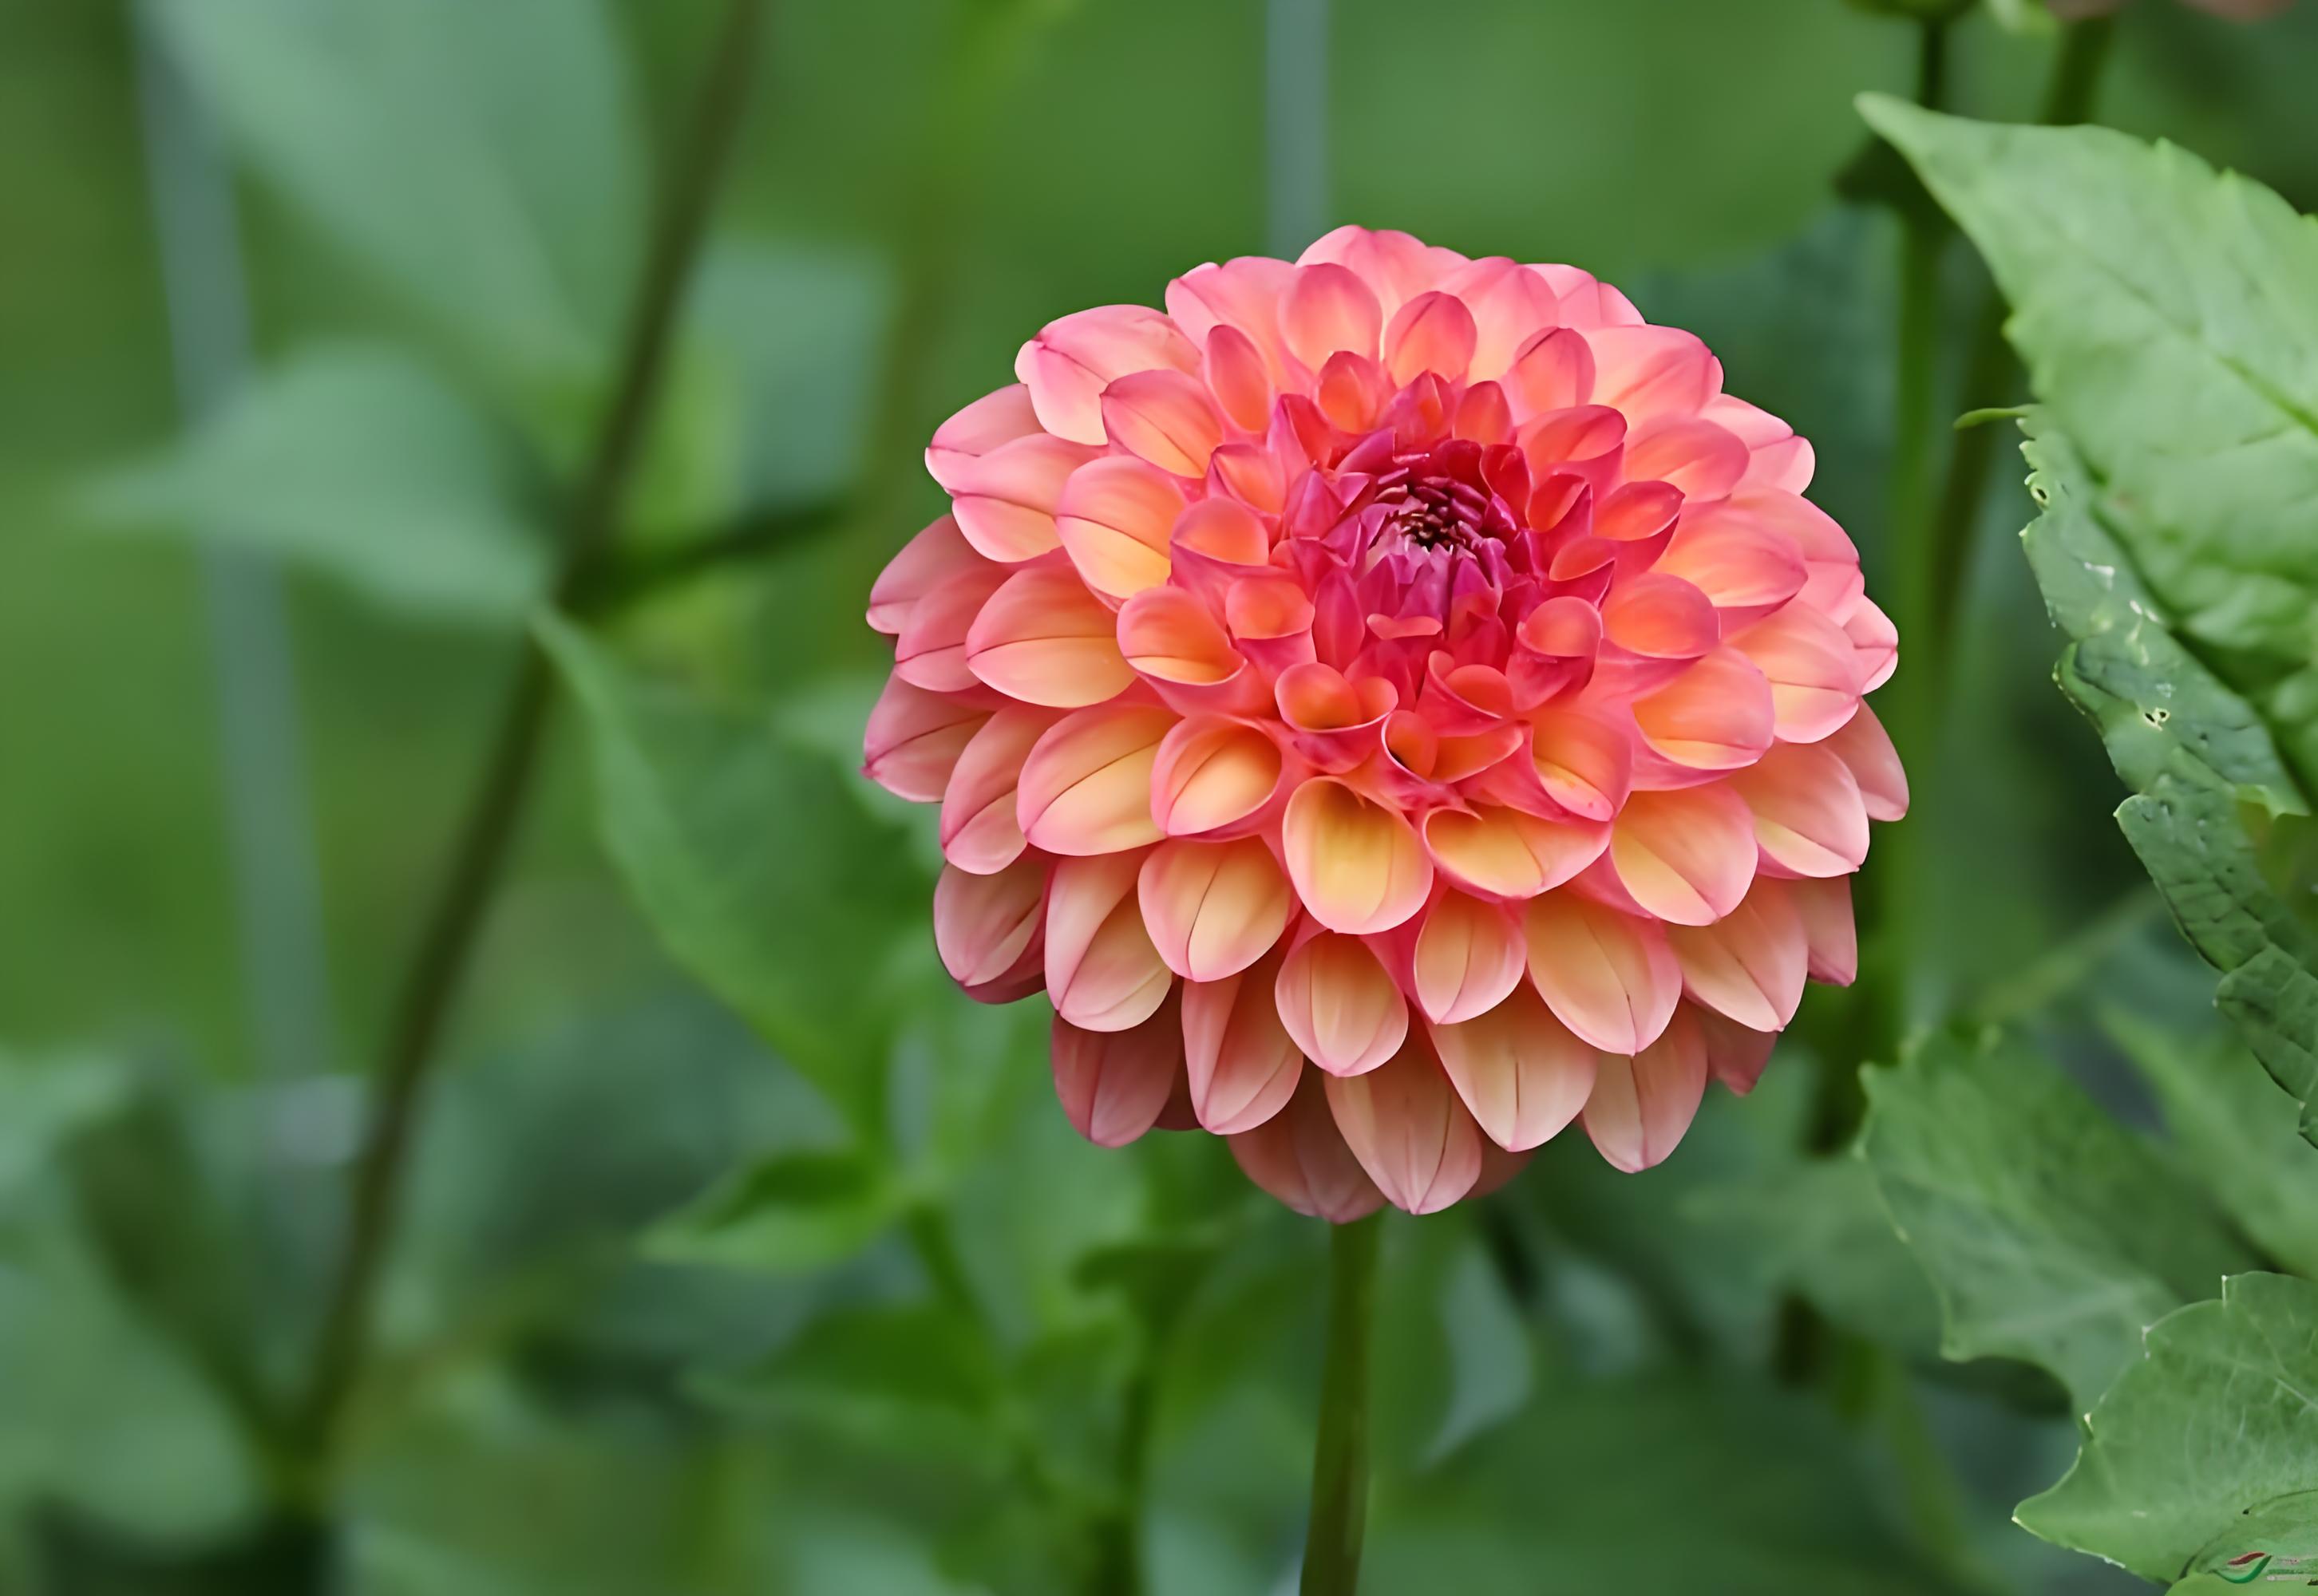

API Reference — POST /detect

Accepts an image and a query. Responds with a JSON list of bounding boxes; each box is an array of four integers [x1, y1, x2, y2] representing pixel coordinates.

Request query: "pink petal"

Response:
[[1693, 1002, 1778, 1095], [1601, 573, 1719, 661], [1606, 784, 1758, 926], [947, 433, 1097, 563], [1051, 991, 1184, 1147], [1324, 1036, 1485, 1215], [1654, 506, 1807, 624], [1383, 290, 1479, 385], [868, 514, 988, 635], [1430, 982, 1597, 1152], [1182, 940, 1304, 1134], [1166, 256, 1299, 384], [1584, 326, 1719, 423], [1138, 836, 1293, 982], [1149, 715, 1286, 837], [1299, 225, 1462, 317], [964, 561, 1133, 708], [1632, 646, 1775, 772], [1016, 703, 1173, 856], [1228, 1071, 1384, 1223], [1845, 598, 1899, 693], [1282, 776, 1433, 935], [1623, 418, 1750, 500], [894, 563, 1010, 694], [1731, 603, 1863, 744], [1664, 879, 1808, 1032], [1822, 701, 1908, 821], [1016, 305, 1199, 446], [926, 385, 1042, 491], [1045, 851, 1175, 1033], [1276, 929, 1409, 1077], [1102, 368, 1226, 478], [933, 856, 1047, 996], [1118, 586, 1250, 691], [1500, 326, 1596, 419], [1410, 890, 1529, 1025], [1201, 324, 1276, 433], [1582, 1006, 1707, 1172], [1786, 875, 1859, 986], [1518, 709, 1635, 822], [1054, 456, 1186, 602], [1281, 262, 1384, 370], [1523, 892, 1680, 1055], [1438, 259, 1565, 381], [862, 676, 989, 802], [1422, 804, 1609, 902], [1727, 742, 1869, 878], [939, 705, 1064, 874]]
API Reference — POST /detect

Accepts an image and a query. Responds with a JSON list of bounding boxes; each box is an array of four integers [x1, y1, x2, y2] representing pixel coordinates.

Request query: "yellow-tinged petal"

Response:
[[1055, 456, 1185, 602], [1422, 804, 1608, 902], [1281, 777, 1432, 935], [939, 705, 1064, 875], [1045, 852, 1174, 1033], [1431, 983, 1596, 1152], [1016, 705, 1172, 856], [1608, 785, 1757, 926], [1524, 893, 1679, 1055], [965, 562, 1133, 709], [1410, 890, 1528, 1024], [1323, 1037, 1484, 1215], [1138, 836, 1292, 982], [1664, 879, 1807, 1033], [1181, 942, 1303, 1135], [1275, 930, 1407, 1077]]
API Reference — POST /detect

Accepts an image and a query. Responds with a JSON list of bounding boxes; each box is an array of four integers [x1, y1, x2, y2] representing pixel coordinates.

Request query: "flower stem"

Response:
[[1300, 1214, 1382, 1596], [289, 0, 767, 1479]]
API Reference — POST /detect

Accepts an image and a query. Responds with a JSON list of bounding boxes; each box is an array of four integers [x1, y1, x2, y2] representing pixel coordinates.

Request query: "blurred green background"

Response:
[[3, 0, 2316, 1591]]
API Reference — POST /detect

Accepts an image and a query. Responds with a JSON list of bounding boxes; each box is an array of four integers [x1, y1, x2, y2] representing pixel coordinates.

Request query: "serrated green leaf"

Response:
[[540, 617, 929, 1134], [1861, 97, 2318, 794], [2106, 1009, 2318, 1281], [1860, 1029, 2251, 1408], [84, 346, 548, 622], [643, 1148, 906, 1275], [2017, 1274, 2318, 1582], [153, 0, 641, 385]]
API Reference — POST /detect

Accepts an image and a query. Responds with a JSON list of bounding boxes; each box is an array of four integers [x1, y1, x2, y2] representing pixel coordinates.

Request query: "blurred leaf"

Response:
[[85, 346, 548, 623], [1691, 1152, 1944, 1361], [645, 1148, 906, 1275], [1984, 0, 2057, 33], [541, 617, 928, 1135], [1860, 1029, 2251, 1407], [0, 1051, 132, 1211], [30, 1507, 330, 1596], [2106, 1009, 2318, 1278], [1363, 1373, 1978, 1596], [702, 1300, 1003, 1462], [1863, 100, 2318, 794], [152, 0, 641, 385], [2016, 1274, 2318, 1581]]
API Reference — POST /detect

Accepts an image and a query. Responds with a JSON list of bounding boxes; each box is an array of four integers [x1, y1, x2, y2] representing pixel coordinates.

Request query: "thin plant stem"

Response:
[[1300, 1215, 1382, 1596], [290, 0, 768, 1478]]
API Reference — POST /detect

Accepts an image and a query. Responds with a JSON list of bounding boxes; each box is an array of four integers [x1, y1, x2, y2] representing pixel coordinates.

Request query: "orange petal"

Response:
[[1581, 1006, 1707, 1172], [926, 384, 1042, 491], [1323, 1037, 1485, 1214], [1786, 875, 1859, 986], [1525, 709, 1634, 821], [940, 705, 1064, 874], [1016, 304, 1198, 446], [868, 514, 987, 634], [1051, 993, 1184, 1147], [1423, 804, 1608, 901], [1655, 506, 1807, 619], [1664, 879, 1807, 1032], [933, 856, 1047, 992], [965, 562, 1133, 708], [1201, 323, 1276, 433], [1054, 456, 1185, 602], [1118, 586, 1247, 688], [1383, 290, 1479, 385], [1102, 368, 1226, 478], [1138, 836, 1292, 982], [1411, 890, 1528, 1024], [1282, 778, 1433, 935], [1045, 851, 1174, 1032], [1632, 646, 1774, 772], [894, 563, 1009, 693], [1016, 704, 1172, 855], [1228, 1071, 1384, 1222], [1524, 893, 1680, 1054], [1149, 715, 1284, 837], [1500, 325, 1595, 417], [1281, 262, 1383, 369], [1608, 785, 1757, 926], [1600, 573, 1718, 660], [1583, 325, 1719, 423], [1182, 942, 1303, 1134], [1623, 418, 1749, 500], [1731, 604, 1862, 744], [1822, 701, 1907, 821], [1276, 930, 1408, 1077], [1845, 598, 1899, 693], [1438, 258, 1563, 380], [947, 433, 1094, 563], [1727, 742, 1869, 878], [1694, 1001, 1778, 1095], [1432, 983, 1598, 1152], [1173, 496, 1271, 567], [862, 676, 988, 802]]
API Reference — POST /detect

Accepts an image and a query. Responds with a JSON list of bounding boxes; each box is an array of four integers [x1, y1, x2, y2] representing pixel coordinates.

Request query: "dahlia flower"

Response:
[[862, 226, 1905, 1219]]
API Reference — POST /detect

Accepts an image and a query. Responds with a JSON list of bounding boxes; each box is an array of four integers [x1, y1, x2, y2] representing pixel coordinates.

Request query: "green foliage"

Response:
[[2016, 1274, 2318, 1581], [152, 0, 642, 388], [645, 1148, 908, 1275], [1859, 1029, 2250, 1408], [84, 346, 549, 622], [542, 616, 930, 1136]]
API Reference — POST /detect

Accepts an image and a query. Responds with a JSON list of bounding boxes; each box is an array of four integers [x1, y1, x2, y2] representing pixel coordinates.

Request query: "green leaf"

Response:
[[2017, 1274, 2318, 1582], [643, 1148, 907, 1274], [84, 346, 548, 623], [1859, 1029, 2251, 1408], [0, 1051, 132, 1212], [540, 618, 929, 1133], [2172, 1492, 2318, 1592], [2106, 1009, 2318, 1280], [1860, 98, 2318, 795], [699, 1300, 1004, 1460], [152, 0, 641, 385]]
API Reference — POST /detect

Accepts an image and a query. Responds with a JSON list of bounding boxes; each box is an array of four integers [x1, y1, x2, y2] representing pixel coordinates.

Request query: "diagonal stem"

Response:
[[290, 0, 768, 1476], [1300, 1214, 1382, 1596]]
